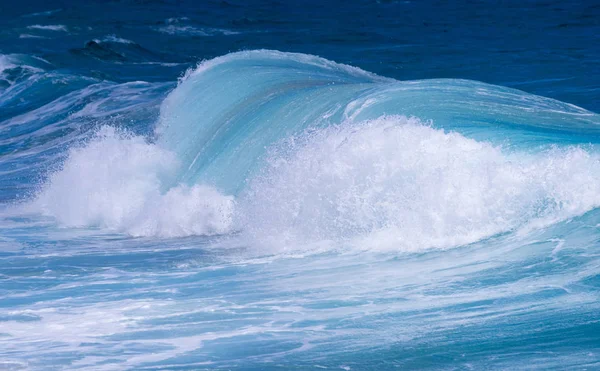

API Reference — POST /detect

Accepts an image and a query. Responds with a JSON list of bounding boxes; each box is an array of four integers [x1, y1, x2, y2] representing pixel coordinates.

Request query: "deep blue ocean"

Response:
[[1, 1, 600, 369]]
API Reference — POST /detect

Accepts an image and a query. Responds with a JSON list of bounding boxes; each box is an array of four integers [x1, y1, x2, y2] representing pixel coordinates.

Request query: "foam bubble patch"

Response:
[[238, 116, 600, 251], [31, 126, 234, 237]]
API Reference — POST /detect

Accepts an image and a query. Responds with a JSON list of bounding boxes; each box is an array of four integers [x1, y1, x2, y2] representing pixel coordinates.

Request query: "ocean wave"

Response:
[[11, 50, 600, 250]]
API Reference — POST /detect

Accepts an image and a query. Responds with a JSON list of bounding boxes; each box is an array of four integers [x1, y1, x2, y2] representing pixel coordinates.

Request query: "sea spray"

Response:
[[32, 126, 234, 237], [239, 116, 600, 251]]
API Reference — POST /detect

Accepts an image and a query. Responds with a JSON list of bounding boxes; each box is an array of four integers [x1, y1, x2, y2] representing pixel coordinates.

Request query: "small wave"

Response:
[[71, 37, 182, 64], [0, 54, 49, 88], [166, 17, 190, 24], [22, 9, 62, 18], [157, 25, 239, 36], [27, 24, 68, 32], [93, 35, 135, 45], [19, 34, 48, 39], [158, 18, 238, 36]]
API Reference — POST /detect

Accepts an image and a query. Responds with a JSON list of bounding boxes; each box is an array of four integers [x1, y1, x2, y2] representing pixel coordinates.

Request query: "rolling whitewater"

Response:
[[1, 1, 600, 369]]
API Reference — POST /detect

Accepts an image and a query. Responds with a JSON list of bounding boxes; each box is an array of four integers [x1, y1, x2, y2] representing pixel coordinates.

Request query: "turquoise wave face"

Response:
[[158, 50, 600, 195]]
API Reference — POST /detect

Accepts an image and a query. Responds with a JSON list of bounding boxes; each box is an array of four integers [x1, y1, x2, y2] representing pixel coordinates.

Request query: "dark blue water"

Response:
[[2, 1, 600, 369], [3, 0, 600, 107]]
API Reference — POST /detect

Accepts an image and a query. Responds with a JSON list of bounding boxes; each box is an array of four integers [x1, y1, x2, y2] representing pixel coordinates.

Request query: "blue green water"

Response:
[[1, 1, 600, 369]]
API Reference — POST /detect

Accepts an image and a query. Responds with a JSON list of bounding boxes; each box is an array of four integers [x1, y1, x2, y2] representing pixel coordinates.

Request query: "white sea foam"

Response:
[[93, 35, 135, 44], [27, 24, 68, 32], [238, 116, 600, 251], [30, 127, 234, 237], [158, 25, 238, 36], [19, 34, 48, 39]]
